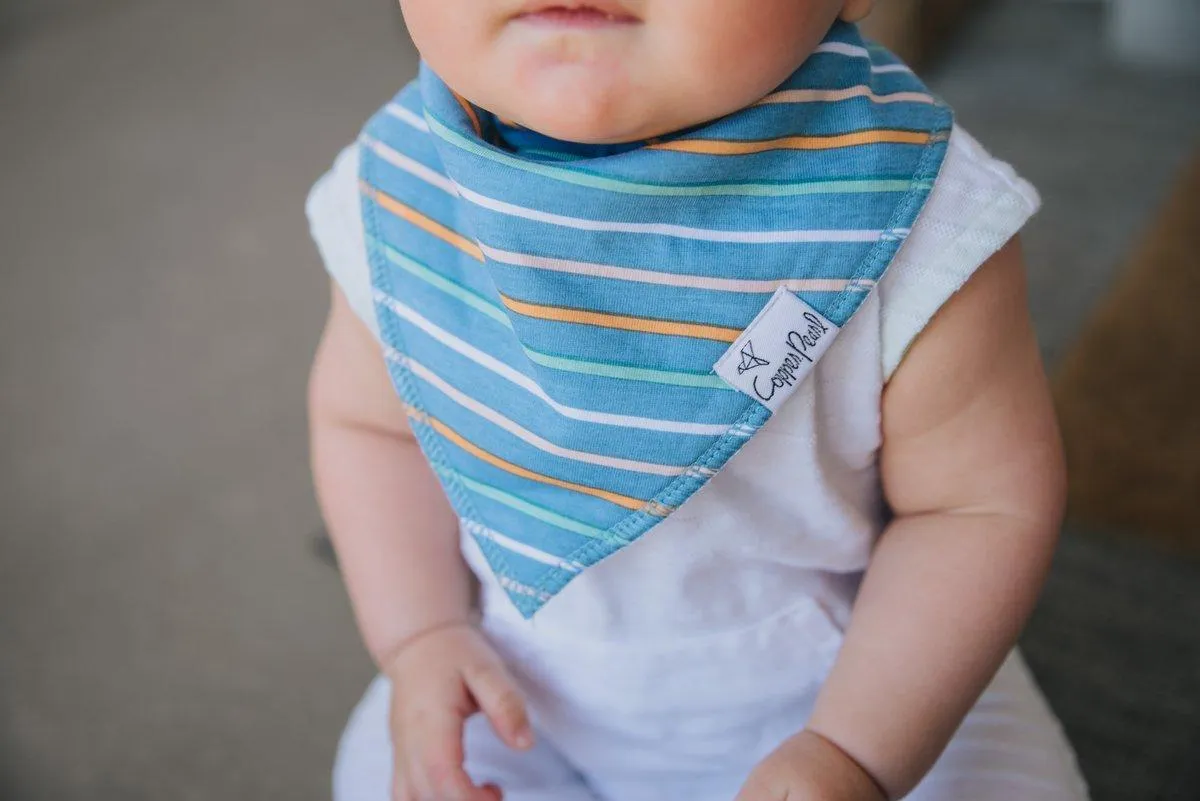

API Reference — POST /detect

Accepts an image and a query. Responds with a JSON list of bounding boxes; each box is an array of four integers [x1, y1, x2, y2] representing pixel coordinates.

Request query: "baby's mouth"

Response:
[[513, 0, 640, 27]]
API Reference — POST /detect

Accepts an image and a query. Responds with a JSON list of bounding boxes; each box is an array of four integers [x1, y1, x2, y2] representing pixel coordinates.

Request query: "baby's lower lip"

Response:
[[514, 7, 638, 28]]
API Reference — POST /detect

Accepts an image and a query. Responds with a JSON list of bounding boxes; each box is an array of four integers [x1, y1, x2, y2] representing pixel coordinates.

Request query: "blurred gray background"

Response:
[[2, 1, 1198, 799]]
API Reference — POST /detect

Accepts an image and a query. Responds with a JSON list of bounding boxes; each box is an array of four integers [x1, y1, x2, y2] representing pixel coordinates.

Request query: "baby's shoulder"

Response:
[[876, 125, 1040, 380], [306, 144, 377, 337], [924, 126, 1040, 229]]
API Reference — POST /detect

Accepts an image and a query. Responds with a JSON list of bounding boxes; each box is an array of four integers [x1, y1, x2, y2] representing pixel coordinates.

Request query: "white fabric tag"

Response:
[[714, 288, 840, 413]]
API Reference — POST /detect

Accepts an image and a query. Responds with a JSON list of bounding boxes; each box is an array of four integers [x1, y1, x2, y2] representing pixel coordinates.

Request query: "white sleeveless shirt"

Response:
[[314, 127, 1095, 801], [307, 125, 1039, 655]]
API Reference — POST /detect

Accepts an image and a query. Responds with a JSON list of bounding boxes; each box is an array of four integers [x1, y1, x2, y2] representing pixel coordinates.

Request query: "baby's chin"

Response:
[[490, 60, 684, 144], [509, 108, 664, 145], [497, 85, 698, 145], [487, 61, 760, 145]]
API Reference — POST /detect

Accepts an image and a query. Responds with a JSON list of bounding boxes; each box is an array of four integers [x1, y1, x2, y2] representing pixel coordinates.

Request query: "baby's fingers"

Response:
[[463, 660, 534, 751], [404, 710, 484, 801]]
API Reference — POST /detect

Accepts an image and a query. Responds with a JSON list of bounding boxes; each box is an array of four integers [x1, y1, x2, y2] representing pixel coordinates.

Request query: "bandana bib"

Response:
[[359, 22, 953, 617]]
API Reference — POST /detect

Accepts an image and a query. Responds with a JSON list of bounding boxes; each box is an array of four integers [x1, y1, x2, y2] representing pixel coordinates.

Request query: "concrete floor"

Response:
[[0, 1, 1196, 799], [0, 2, 416, 798]]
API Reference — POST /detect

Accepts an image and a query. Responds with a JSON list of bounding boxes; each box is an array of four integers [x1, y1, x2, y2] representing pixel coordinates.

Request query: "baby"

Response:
[[306, 2, 1089, 800]]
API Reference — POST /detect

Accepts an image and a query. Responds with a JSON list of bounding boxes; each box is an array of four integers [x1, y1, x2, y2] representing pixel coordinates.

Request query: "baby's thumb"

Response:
[[464, 660, 534, 751]]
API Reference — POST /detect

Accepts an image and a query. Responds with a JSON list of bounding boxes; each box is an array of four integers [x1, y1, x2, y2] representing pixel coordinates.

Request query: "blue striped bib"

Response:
[[360, 22, 953, 617]]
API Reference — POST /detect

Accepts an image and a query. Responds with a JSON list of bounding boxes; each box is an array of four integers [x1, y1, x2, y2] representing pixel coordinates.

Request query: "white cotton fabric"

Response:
[[335, 653, 1086, 801], [309, 126, 1087, 800]]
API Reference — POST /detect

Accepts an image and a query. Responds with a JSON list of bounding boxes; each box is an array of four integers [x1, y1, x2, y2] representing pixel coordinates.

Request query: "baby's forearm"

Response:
[[806, 508, 1059, 798], [311, 417, 472, 669]]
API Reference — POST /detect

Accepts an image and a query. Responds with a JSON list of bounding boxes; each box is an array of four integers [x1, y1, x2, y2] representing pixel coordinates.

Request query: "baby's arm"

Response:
[[739, 237, 1064, 801], [806, 236, 1066, 797], [309, 286, 532, 801], [309, 285, 472, 660]]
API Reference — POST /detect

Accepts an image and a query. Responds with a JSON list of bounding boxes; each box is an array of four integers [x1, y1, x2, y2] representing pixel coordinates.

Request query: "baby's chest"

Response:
[[473, 295, 890, 637]]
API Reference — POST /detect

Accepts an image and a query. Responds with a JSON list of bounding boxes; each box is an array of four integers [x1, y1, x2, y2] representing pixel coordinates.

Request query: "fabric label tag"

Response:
[[714, 287, 840, 413]]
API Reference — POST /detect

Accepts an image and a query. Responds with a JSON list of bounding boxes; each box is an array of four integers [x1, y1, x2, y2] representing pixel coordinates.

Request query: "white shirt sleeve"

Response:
[[305, 144, 380, 340], [877, 125, 1041, 380]]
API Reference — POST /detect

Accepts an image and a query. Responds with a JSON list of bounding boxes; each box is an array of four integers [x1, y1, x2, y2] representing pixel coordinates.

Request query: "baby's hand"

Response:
[[734, 730, 887, 801], [383, 622, 534, 801]]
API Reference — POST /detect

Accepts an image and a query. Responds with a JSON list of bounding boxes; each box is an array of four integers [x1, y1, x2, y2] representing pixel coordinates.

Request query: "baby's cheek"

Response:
[[397, 0, 493, 95], [670, 0, 839, 99]]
